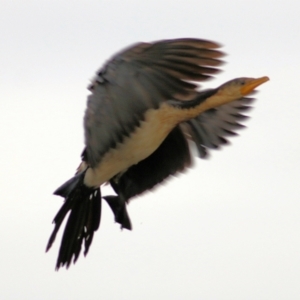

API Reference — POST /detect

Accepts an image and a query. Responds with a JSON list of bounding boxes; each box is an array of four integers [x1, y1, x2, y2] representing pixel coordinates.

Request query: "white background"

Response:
[[1, 0, 299, 299]]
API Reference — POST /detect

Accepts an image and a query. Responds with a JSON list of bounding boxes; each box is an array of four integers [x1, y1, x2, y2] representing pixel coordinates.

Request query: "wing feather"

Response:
[[84, 39, 224, 167], [182, 97, 255, 158]]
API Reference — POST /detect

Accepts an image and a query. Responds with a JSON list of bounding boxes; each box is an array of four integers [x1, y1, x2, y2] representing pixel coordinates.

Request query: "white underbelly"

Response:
[[84, 102, 184, 187]]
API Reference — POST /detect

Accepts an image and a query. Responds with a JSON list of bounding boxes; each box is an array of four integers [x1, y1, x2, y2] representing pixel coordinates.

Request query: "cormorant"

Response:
[[46, 38, 269, 269]]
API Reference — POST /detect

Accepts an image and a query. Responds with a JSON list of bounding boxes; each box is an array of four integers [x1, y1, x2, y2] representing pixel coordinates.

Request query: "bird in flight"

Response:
[[46, 38, 269, 270]]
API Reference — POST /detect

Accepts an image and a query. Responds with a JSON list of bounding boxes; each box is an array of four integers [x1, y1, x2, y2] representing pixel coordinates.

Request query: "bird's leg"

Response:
[[103, 194, 132, 230]]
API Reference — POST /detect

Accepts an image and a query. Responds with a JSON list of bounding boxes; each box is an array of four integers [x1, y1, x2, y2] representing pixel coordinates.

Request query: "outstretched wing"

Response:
[[182, 97, 255, 157], [84, 38, 224, 167]]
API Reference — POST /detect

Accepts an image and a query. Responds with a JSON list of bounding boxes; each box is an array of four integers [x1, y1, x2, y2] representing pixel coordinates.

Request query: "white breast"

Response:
[[84, 102, 183, 187]]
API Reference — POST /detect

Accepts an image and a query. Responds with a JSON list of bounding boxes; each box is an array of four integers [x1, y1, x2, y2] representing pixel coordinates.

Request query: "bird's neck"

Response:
[[167, 89, 239, 122]]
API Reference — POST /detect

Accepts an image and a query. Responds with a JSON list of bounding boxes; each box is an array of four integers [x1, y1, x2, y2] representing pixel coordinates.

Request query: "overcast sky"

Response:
[[1, 0, 299, 299]]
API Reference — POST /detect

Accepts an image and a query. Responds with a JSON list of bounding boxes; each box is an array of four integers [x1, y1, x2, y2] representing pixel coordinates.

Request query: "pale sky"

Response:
[[1, 1, 299, 299]]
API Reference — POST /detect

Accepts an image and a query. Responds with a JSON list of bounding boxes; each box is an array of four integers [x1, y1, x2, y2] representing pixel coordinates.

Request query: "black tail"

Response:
[[46, 170, 101, 270]]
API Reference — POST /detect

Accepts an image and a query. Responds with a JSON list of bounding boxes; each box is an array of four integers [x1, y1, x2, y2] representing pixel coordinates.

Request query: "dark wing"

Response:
[[110, 126, 191, 201], [84, 38, 224, 167], [182, 97, 255, 158], [103, 126, 190, 229]]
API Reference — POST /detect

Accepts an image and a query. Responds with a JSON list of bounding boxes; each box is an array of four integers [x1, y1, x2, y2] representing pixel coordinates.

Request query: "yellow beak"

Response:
[[241, 76, 269, 95]]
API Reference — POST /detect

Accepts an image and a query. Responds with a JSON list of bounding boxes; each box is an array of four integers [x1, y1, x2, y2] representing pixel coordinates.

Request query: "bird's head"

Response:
[[217, 76, 269, 98]]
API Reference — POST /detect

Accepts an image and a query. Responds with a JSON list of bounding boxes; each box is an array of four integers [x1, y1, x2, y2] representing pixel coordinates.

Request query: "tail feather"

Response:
[[53, 172, 83, 197], [46, 200, 73, 252], [46, 171, 101, 270]]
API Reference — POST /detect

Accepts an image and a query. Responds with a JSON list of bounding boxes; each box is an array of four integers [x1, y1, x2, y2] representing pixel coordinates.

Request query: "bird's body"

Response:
[[83, 84, 261, 187], [46, 38, 269, 269], [84, 103, 179, 187]]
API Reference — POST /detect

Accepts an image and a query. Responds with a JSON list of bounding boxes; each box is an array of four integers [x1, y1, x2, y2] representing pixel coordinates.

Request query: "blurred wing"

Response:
[[84, 38, 224, 167], [110, 126, 191, 201], [182, 97, 255, 158]]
